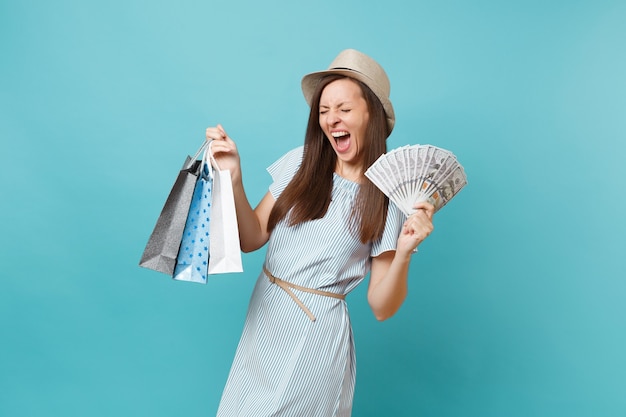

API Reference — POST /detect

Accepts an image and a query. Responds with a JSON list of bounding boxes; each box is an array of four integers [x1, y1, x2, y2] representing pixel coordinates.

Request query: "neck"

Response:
[[335, 161, 363, 183]]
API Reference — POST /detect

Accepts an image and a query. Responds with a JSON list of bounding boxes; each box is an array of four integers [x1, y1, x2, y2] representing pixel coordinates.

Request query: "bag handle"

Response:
[[199, 140, 214, 180], [186, 139, 224, 180], [183, 139, 212, 170], [207, 140, 222, 172]]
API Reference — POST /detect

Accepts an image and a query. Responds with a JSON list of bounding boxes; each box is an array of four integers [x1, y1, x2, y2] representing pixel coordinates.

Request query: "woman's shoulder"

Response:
[[267, 146, 304, 178], [278, 146, 304, 164]]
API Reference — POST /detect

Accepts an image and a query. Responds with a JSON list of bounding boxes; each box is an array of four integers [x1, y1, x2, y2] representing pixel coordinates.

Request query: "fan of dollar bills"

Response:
[[365, 144, 467, 216]]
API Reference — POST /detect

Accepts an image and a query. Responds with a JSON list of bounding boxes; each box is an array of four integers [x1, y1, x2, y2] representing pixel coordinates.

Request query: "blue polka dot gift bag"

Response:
[[173, 141, 243, 283]]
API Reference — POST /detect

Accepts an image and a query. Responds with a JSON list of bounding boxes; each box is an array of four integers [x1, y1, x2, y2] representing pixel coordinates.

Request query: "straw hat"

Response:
[[301, 49, 395, 133]]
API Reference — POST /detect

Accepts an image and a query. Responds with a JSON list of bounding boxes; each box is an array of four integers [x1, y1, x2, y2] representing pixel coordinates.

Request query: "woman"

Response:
[[206, 49, 435, 417]]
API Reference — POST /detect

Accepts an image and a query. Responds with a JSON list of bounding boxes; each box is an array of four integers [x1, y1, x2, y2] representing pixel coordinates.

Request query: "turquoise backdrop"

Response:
[[2, 0, 625, 416]]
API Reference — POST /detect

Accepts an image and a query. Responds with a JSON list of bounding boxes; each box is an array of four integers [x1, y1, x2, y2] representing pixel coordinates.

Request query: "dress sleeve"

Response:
[[267, 146, 304, 200], [371, 201, 405, 257]]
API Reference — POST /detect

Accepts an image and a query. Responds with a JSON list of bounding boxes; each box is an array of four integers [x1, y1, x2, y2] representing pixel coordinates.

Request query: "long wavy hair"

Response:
[[267, 74, 391, 243]]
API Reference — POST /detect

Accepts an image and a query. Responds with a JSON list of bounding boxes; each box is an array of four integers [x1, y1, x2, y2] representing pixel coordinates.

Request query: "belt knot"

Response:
[[263, 265, 345, 322]]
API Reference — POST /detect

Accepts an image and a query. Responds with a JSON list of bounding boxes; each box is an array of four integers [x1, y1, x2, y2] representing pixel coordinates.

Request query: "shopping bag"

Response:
[[173, 141, 243, 282], [172, 151, 214, 283], [207, 146, 243, 274], [139, 141, 209, 275]]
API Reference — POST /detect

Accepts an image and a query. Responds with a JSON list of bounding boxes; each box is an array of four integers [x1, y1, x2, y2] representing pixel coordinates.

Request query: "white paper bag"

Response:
[[208, 143, 244, 274]]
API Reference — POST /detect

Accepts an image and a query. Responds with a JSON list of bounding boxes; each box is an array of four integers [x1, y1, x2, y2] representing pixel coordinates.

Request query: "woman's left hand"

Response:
[[396, 201, 435, 256]]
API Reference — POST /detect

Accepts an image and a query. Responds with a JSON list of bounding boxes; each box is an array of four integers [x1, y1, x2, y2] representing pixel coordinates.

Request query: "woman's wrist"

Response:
[[393, 248, 414, 264]]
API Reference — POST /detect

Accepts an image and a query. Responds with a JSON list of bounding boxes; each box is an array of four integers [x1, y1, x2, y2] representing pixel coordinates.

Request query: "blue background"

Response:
[[2, 1, 625, 416]]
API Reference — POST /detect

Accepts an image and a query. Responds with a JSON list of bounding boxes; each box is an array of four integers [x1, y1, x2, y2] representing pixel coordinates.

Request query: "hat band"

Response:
[[331, 66, 369, 80], [330, 66, 388, 102]]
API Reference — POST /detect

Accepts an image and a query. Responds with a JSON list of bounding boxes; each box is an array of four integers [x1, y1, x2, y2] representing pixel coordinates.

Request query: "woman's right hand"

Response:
[[205, 124, 242, 185], [206, 124, 273, 252]]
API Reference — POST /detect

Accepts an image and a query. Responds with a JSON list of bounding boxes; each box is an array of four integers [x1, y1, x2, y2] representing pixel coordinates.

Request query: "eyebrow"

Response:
[[319, 102, 351, 109]]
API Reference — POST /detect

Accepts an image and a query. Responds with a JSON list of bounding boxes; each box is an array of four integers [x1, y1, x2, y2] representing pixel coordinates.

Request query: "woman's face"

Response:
[[319, 78, 370, 172]]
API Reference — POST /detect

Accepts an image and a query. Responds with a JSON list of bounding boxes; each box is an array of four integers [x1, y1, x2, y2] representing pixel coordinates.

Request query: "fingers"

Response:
[[205, 124, 238, 155], [403, 216, 433, 236], [402, 208, 434, 243], [205, 124, 229, 142], [210, 139, 232, 155], [413, 201, 435, 220]]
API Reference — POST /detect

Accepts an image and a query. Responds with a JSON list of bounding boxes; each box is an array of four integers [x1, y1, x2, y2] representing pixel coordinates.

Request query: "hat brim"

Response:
[[301, 69, 395, 134]]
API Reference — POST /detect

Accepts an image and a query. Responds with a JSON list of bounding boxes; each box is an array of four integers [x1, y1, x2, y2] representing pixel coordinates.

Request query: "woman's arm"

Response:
[[206, 125, 275, 253], [367, 202, 435, 321]]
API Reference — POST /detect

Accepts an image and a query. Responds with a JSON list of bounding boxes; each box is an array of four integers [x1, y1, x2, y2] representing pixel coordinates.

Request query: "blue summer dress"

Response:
[[216, 146, 404, 417]]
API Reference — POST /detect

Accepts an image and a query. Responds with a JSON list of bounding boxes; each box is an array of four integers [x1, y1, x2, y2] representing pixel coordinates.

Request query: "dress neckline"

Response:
[[333, 172, 360, 192]]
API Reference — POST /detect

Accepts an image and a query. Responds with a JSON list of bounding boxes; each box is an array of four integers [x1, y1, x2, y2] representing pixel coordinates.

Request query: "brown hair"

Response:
[[267, 75, 391, 243]]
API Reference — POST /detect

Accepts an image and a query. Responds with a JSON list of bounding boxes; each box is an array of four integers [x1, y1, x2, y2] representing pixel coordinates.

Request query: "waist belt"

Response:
[[263, 265, 346, 322]]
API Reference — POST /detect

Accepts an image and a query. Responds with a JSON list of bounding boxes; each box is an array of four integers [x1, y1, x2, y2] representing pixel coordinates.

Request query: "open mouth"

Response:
[[332, 131, 351, 152]]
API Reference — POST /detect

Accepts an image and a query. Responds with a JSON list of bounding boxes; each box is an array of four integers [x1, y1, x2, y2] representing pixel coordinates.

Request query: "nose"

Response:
[[327, 110, 340, 126]]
